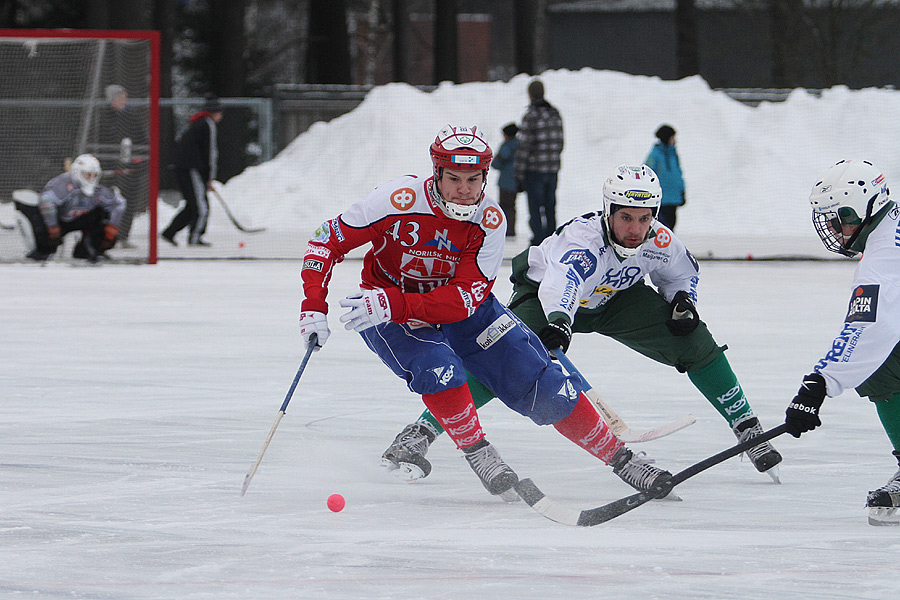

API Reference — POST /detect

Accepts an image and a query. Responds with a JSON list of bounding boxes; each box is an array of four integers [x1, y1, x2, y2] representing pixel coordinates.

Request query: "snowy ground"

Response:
[[2, 259, 898, 600]]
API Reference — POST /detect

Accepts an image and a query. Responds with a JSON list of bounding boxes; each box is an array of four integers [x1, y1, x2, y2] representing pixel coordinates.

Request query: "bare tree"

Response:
[[433, 0, 458, 84], [307, 0, 352, 84], [676, 0, 699, 78]]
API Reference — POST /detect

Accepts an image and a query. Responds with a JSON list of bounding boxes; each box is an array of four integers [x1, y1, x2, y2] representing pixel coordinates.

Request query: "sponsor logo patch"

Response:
[[482, 206, 503, 229], [476, 312, 517, 350], [303, 259, 324, 271], [560, 248, 597, 280], [305, 243, 330, 258], [846, 284, 878, 323], [654, 228, 672, 248], [390, 188, 417, 211]]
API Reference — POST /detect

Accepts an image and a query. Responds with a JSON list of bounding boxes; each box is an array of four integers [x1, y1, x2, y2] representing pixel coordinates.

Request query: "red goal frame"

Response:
[[0, 29, 161, 263]]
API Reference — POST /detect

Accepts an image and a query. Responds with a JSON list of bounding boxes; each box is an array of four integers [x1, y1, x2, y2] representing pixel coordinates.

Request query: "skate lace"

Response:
[[874, 468, 900, 494], [392, 424, 431, 456], [616, 451, 666, 491], [465, 443, 512, 484], [738, 421, 776, 464]]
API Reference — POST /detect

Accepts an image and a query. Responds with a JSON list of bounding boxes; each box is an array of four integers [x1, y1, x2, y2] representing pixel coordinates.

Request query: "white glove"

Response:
[[339, 288, 392, 332], [299, 310, 330, 351]]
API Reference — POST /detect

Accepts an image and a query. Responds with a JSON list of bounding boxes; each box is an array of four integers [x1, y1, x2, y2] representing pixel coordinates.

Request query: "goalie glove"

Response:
[[339, 288, 392, 332], [785, 372, 826, 438], [101, 224, 119, 250], [539, 318, 572, 353], [666, 290, 699, 336], [299, 310, 330, 352]]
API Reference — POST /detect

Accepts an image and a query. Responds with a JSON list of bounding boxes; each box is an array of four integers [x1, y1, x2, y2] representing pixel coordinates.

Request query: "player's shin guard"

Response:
[[552, 392, 624, 464], [421, 384, 485, 450]]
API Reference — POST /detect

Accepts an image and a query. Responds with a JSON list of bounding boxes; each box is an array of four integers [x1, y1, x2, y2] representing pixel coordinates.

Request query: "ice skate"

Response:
[[866, 459, 900, 526], [463, 438, 519, 502], [381, 423, 436, 482], [733, 416, 783, 483], [611, 447, 677, 500]]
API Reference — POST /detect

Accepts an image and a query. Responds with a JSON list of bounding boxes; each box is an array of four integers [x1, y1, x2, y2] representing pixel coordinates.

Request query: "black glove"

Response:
[[665, 290, 699, 336], [538, 318, 572, 353], [785, 372, 826, 438]]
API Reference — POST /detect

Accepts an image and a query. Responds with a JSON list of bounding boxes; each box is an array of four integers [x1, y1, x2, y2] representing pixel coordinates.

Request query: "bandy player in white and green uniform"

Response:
[[785, 159, 900, 525], [383, 164, 782, 482]]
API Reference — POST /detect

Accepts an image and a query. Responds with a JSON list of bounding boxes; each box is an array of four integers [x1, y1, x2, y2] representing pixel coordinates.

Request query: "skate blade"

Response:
[[656, 492, 682, 502], [868, 507, 900, 526], [393, 462, 427, 482], [765, 465, 782, 484], [380, 457, 399, 472], [499, 488, 521, 503]]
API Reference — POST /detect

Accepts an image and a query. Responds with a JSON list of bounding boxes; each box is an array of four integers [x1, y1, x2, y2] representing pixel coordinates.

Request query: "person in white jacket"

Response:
[[384, 164, 782, 483], [785, 159, 900, 525]]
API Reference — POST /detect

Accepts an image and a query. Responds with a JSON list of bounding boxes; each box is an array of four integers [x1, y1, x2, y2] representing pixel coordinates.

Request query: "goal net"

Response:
[[0, 29, 159, 263]]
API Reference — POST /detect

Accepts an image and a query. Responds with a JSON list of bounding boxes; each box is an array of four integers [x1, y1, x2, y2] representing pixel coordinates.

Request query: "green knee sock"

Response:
[[415, 375, 496, 436], [687, 353, 754, 428], [874, 394, 900, 453]]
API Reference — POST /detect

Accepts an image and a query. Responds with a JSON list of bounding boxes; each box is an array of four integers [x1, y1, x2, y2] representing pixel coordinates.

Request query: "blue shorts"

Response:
[[359, 294, 581, 425]]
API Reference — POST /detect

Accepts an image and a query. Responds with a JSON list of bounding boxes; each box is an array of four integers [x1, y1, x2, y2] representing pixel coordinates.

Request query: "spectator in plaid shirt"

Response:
[[515, 79, 564, 245]]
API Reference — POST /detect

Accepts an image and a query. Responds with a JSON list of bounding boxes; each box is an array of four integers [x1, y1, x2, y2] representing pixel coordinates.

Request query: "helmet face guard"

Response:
[[71, 153, 102, 196], [809, 159, 890, 257], [429, 125, 492, 220], [602, 164, 662, 257]]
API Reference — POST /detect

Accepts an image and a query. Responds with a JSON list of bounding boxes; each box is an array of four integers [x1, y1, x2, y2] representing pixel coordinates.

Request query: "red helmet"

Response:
[[429, 125, 492, 174]]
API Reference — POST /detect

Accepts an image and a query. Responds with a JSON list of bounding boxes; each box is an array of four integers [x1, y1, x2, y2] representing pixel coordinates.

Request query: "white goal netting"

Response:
[[0, 30, 158, 263]]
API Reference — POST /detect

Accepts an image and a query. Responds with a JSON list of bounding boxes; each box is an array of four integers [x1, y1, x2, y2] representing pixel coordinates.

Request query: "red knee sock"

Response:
[[422, 384, 484, 450], [553, 393, 624, 464]]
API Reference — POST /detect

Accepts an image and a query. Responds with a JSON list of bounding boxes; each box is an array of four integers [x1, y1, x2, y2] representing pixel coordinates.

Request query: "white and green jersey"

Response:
[[815, 204, 900, 397], [521, 212, 700, 324]]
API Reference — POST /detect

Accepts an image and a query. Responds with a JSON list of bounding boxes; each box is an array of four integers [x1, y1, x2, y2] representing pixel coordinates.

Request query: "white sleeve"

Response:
[[535, 226, 598, 323], [647, 230, 700, 303], [816, 249, 900, 397]]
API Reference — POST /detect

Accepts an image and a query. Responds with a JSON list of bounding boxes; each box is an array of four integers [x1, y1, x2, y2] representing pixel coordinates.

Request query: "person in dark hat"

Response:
[[161, 94, 224, 246], [644, 124, 686, 230], [492, 122, 520, 237]]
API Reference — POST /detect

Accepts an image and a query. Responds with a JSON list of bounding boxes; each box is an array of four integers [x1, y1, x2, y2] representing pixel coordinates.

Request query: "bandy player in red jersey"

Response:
[[298, 124, 674, 501]]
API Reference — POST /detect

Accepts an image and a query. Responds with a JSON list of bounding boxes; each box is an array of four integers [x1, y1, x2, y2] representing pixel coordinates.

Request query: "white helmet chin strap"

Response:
[[430, 172, 483, 221]]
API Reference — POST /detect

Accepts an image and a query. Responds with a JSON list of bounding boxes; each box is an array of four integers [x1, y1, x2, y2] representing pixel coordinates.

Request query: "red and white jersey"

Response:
[[300, 174, 507, 325]]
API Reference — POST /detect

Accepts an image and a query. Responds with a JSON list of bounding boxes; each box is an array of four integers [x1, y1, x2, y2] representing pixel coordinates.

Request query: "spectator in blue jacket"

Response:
[[493, 123, 519, 238], [644, 124, 686, 230]]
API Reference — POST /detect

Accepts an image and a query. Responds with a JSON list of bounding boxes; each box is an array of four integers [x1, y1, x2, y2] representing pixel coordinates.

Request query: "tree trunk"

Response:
[[514, 0, 537, 76], [392, 0, 409, 82], [433, 0, 458, 84], [676, 0, 700, 78], [307, 0, 352, 84]]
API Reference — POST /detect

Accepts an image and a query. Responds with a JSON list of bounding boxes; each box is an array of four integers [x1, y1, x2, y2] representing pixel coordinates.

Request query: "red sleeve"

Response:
[[299, 216, 374, 314]]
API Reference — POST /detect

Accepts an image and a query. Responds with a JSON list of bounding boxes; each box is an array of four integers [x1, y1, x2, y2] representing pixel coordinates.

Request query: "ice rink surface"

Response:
[[2, 259, 898, 600]]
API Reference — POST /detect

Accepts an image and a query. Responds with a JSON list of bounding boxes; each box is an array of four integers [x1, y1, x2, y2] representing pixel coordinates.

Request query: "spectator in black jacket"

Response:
[[161, 94, 223, 246], [515, 79, 564, 245]]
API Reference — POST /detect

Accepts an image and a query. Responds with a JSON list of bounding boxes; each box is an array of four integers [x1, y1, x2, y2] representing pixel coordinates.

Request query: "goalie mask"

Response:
[[71, 154, 102, 196], [809, 159, 891, 257], [429, 124, 492, 220], [602, 164, 662, 257]]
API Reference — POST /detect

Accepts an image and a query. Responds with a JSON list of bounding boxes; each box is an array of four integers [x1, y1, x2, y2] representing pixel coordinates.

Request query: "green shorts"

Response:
[[508, 279, 724, 373]]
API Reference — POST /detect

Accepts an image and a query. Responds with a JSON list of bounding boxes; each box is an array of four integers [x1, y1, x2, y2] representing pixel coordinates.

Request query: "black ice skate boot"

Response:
[[381, 422, 437, 481], [866, 451, 900, 526], [611, 447, 676, 499], [733, 416, 783, 483], [463, 438, 519, 502]]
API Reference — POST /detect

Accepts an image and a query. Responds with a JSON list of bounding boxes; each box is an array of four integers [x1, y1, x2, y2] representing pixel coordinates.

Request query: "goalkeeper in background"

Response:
[[19, 154, 125, 262]]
